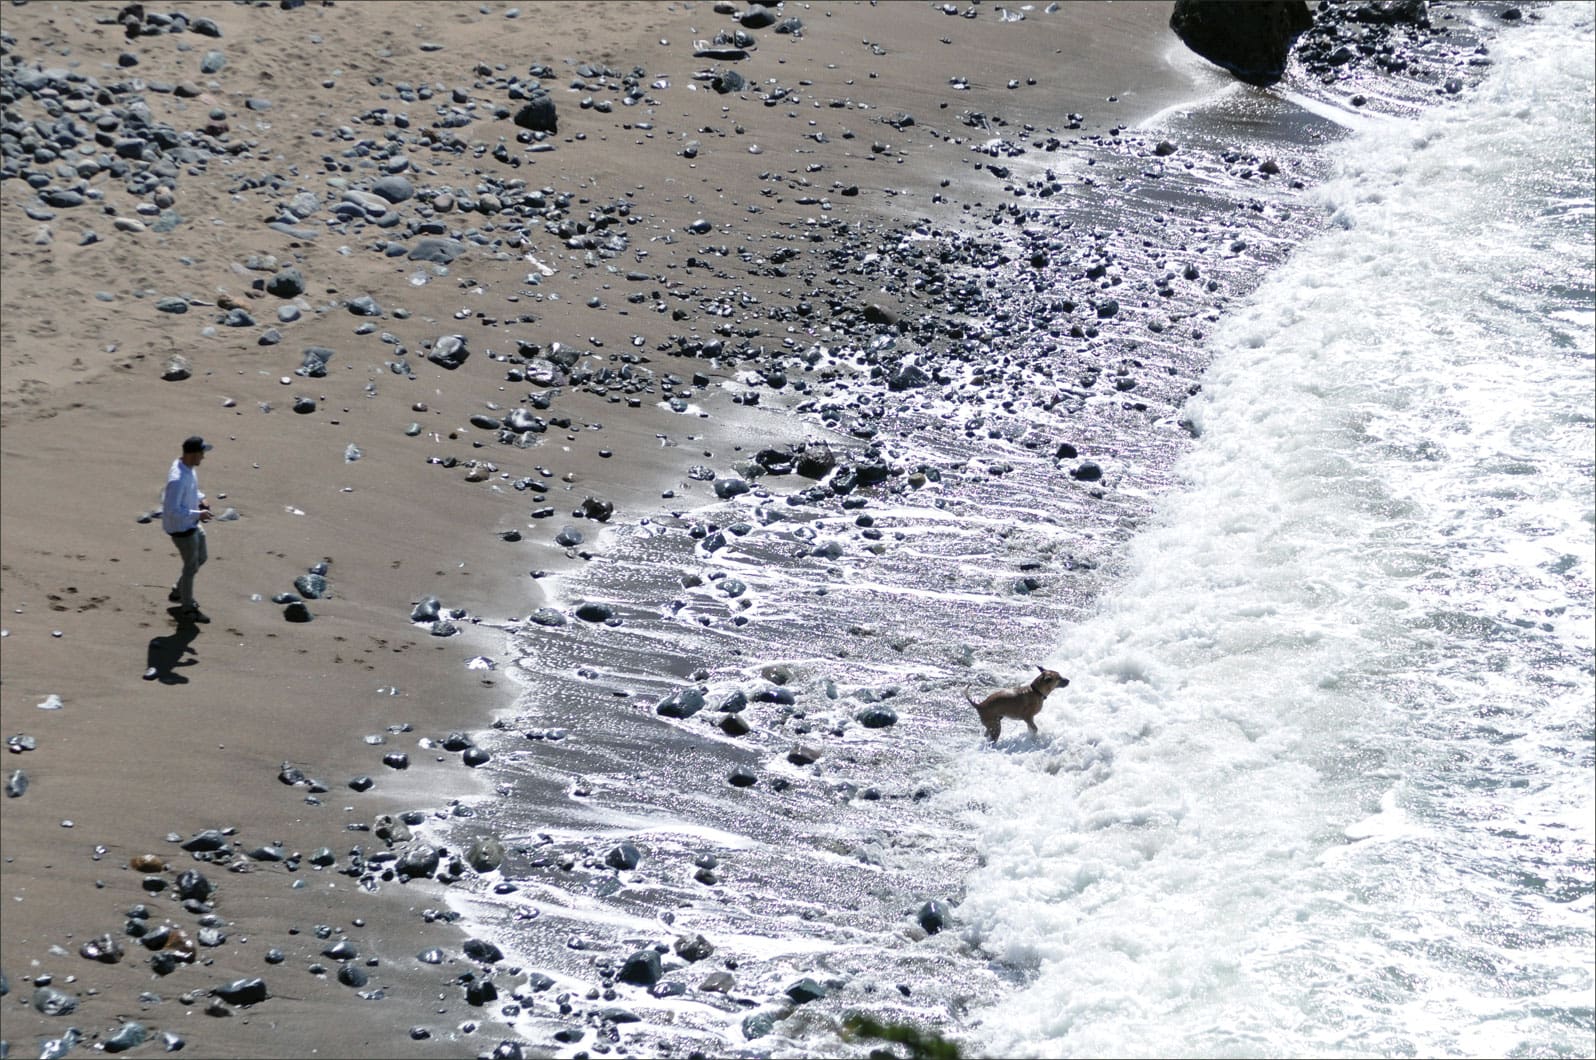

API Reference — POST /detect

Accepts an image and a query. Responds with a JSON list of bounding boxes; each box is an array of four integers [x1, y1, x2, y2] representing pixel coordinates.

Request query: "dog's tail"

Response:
[[962, 686, 978, 708]]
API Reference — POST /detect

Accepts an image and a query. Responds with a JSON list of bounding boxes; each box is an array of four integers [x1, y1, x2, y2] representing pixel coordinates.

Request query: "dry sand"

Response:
[[0, 2, 1205, 1055]]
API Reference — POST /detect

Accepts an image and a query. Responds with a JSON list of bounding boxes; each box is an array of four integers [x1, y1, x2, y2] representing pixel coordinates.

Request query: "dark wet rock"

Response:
[[466, 835, 504, 872], [888, 363, 931, 391], [795, 442, 837, 479], [527, 607, 567, 627], [605, 842, 642, 871], [162, 354, 192, 381], [103, 1021, 148, 1053], [181, 829, 228, 852], [383, 751, 411, 770], [156, 296, 189, 314], [579, 497, 614, 522], [337, 964, 368, 988], [856, 705, 899, 729], [787, 743, 822, 766], [465, 978, 498, 1005], [1168, 0, 1313, 87], [5, 769, 26, 798], [347, 294, 383, 317], [80, 934, 124, 963], [574, 601, 614, 623], [396, 843, 441, 879], [294, 573, 327, 599], [417, 947, 446, 964], [656, 686, 707, 719], [785, 977, 828, 1004], [674, 934, 715, 962], [266, 267, 305, 298], [617, 949, 661, 987], [442, 732, 475, 752], [175, 869, 212, 900], [463, 746, 491, 767], [322, 939, 358, 961], [464, 938, 504, 964], [292, 396, 317, 415], [728, 765, 757, 787], [348, 774, 374, 793], [212, 977, 269, 1006], [428, 334, 470, 369], [720, 714, 752, 737], [296, 346, 334, 377], [554, 526, 585, 547], [713, 477, 750, 500], [489, 1041, 528, 1060], [283, 600, 314, 622], [411, 595, 442, 622], [1095, 298, 1120, 318], [917, 899, 952, 934], [700, 969, 736, 993], [429, 619, 458, 637], [504, 408, 545, 433], [513, 92, 558, 134], [712, 69, 745, 94], [742, 1011, 778, 1040], [1070, 460, 1104, 482]]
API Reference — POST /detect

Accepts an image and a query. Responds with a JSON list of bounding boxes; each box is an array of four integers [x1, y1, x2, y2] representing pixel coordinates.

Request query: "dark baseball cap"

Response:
[[182, 436, 214, 453]]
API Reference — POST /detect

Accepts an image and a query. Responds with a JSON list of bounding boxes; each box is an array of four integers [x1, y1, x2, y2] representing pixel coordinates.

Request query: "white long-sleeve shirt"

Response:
[[161, 459, 205, 534]]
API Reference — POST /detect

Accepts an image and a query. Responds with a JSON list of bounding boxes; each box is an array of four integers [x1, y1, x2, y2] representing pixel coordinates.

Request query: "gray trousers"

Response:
[[172, 528, 207, 609]]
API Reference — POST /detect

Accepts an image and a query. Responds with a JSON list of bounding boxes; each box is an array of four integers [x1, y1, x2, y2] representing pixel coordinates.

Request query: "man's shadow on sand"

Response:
[[143, 620, 201, 684]]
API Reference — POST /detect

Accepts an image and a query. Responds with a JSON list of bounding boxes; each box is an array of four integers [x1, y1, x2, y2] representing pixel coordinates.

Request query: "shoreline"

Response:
[[1, 1, 1507, 1056]]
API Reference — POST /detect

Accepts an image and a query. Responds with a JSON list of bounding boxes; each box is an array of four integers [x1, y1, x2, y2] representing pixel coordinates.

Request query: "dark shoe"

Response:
[[168, 588, 182, 603], [177, 608, 210, 624]]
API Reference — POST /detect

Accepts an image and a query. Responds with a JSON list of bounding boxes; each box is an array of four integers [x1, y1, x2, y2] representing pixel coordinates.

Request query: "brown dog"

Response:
[[965, 666, 1068, 741]]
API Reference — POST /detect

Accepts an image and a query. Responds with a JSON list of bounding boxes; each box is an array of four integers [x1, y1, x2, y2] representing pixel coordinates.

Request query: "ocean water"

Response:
[[953, 7, 1596, 1059]]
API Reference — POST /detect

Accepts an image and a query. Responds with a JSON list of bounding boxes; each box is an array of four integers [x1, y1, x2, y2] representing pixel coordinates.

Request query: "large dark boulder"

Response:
[[513, 92, 557, 134], [1168, 0, 1313, 87]]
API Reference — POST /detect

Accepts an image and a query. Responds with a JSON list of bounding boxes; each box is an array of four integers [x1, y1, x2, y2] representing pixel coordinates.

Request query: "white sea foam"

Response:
[[956, 6, 1596, 1057]]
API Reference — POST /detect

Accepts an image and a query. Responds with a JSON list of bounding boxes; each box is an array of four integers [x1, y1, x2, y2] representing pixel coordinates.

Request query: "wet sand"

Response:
[[0, 1, 1219, 1055]]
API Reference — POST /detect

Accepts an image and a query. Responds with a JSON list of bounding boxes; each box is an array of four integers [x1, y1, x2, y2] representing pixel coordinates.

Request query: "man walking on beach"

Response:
[[163, 435, 214, 623]]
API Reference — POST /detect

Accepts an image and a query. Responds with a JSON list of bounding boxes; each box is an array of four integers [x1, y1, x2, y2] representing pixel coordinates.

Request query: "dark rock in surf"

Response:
[[617, 949, 661, 986], [917, 899, 952, 934], [605, 842, 642, 870], [464, 938, 504, 963], [855, 705, 898, 729], [1168, 0, 1313, 87], [657, 686, 707, 719]]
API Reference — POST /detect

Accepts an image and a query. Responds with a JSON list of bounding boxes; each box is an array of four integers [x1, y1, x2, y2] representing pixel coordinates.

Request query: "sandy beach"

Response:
[[2, 1, 1510, 1056]]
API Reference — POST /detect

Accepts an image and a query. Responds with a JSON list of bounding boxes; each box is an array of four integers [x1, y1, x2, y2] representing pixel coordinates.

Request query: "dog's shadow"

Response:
[[143, 625, 200, 684]]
